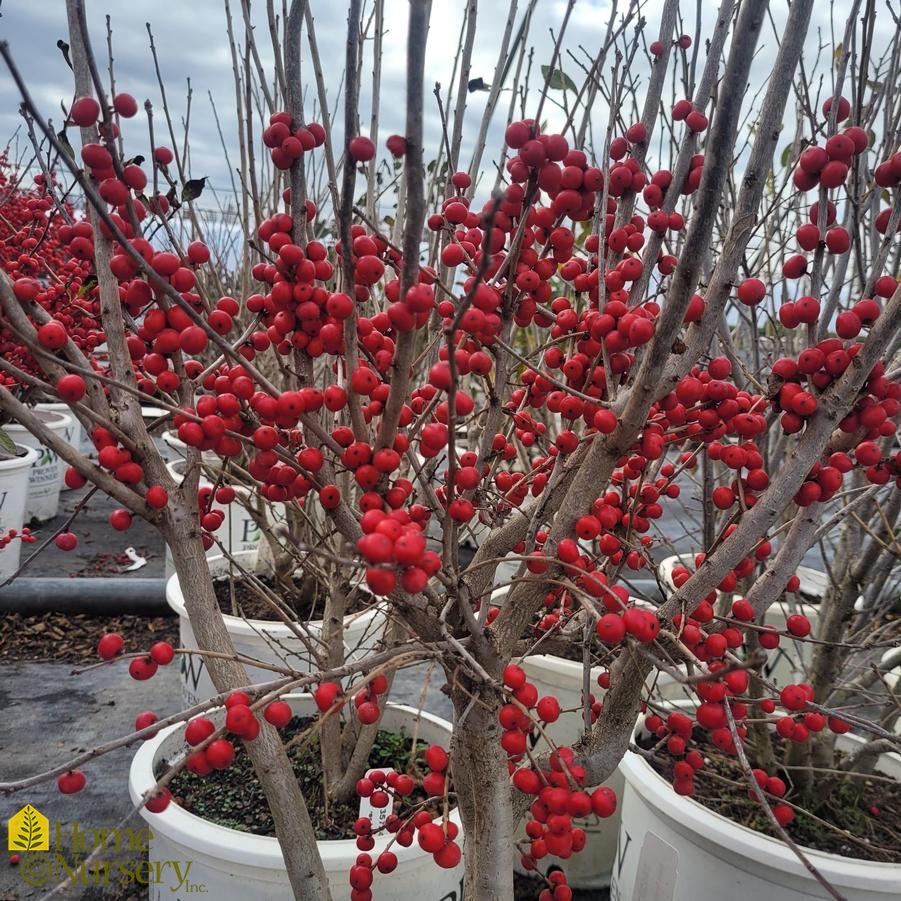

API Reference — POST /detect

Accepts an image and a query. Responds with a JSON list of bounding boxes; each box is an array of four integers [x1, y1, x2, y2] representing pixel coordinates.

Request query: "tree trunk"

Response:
[[449, 678, 516, 901]]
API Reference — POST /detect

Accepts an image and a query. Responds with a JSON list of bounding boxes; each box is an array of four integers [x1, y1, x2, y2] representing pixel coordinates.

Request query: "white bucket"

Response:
[[166, 551, 388, 705], [611, 730, 901, 901], [518, 643, 679, 888], [163, 458, 280, 576], [35, 402, 85, 489], [0, 444, 41, 582], [657, 554, 821, 687], [4, 410, 73, 522], [128, 698, 463, 901], [161, 428, 219, 463]]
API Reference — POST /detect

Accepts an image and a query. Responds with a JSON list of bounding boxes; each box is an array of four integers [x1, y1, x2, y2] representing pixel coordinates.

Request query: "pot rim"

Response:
[[0, 443, 40, 471], [619, 719, 901, 887], [657, 553, 826, 610], [128, 698, 459, 870], [4, 409, 74, 431], [165, 553, 383, 636]]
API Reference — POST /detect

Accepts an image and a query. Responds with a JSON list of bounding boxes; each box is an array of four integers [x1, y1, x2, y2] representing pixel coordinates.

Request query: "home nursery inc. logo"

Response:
[[8, 805, 49, 851], [6, 804, 203, 892]]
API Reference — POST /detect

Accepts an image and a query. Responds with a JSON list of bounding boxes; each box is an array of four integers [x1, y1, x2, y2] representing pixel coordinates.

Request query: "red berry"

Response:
[[315, 682, 341, 712], [376, 851, 398, 873], [145, 485, 169, 509], [58, 770, 87, 794], [144, 787, 172, 813], [737, 278, 766, 305], [206, 739, 235, 769], [129, 657, 158, 681], [149, 641, 175, 665], [70, 96, 101, 127], [785, 614, 811, 637], [110, 509, 133, 531], [57, 374, 86, 402], [264, 700, 293, 728], [503, 664, 527, 689], [349, 136, 376, 162], [113, 93, 139, 118], [386, 135, 407, 158], [135, 711, 159, 737], [55, 532, 78, 551], [98, 632, 124, 660], [38, 320, 68, 350], [185, 717, 216, 746], [225, 704, 257, 737], [417, 822, 445, 853], [425, 744, 450, 772]]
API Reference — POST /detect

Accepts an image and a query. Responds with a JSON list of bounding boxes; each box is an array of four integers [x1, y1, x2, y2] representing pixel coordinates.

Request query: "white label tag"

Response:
[[357, 767, 396, 831], [634, 831, 678, 900]]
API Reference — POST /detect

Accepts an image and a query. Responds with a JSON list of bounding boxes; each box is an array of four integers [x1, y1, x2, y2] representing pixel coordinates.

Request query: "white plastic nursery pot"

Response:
[[4, 410, 73, 522], [161, 428, 219, 463], [167, 551, 388, 705], [35, 403, 84, 489], [129, 698, 464, 901], [518, 647, 678, 889], [610, 732, 901, 901], [657, 553, 821, 687], [519, 652, 621, 888], [0, 444, 40, 582], [163, 458, 282, 575]]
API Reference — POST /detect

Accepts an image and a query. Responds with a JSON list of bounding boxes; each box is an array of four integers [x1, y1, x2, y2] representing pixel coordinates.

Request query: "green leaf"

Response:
[[0, 427, 19, 461], [780, 144, 793, 168], [541, 64, 577, 93]]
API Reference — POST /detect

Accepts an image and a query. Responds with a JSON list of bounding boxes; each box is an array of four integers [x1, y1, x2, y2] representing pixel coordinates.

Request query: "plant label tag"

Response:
[[633, 831, 677, 900], [357, 767, 396, 831]]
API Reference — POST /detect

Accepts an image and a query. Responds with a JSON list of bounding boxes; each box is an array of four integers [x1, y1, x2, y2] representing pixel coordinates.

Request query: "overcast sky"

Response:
[[0, 1, 866, 217]]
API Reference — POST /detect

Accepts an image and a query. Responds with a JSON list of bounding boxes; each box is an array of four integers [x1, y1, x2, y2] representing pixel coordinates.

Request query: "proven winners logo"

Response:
[[7, 804, 203, 892]]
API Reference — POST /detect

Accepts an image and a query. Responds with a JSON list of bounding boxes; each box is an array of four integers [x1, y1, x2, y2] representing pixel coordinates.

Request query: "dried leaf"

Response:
[[541, 64, 577, 93]]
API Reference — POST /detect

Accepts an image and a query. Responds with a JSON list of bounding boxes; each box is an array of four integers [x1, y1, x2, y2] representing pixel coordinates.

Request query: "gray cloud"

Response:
[[0, 0, 869, 217]]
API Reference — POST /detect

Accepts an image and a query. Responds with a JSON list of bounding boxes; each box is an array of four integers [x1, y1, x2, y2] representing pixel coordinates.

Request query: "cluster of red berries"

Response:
[[500, 667, 614, 891], [644, 672, 856, 827], [355, 507, 440, 596], [788, 96, 899, 275], [97, 631, 175, 682], [349, 742, 459, 899], [262, 111, 326, 170], [792, 110, 869, 194], [0, 526, 35, 552], [0, 158, 101, 389]]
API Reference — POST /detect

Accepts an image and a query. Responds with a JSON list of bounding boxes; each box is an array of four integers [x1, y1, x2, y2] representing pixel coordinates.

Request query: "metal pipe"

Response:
[[0, 578, 168, 614]]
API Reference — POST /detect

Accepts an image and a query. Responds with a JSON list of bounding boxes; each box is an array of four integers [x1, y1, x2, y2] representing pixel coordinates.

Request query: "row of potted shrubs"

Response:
[[139, 545, 900, 901], [6, 420, 897, 899]]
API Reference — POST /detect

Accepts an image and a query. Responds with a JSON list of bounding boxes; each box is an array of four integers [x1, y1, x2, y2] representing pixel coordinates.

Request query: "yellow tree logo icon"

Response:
[[8, 805, 49, 851]]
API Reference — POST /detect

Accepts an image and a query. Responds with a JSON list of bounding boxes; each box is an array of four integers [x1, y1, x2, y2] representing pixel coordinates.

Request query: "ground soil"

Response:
[[0, 610, 178, 663], [641, 728, 901, 864]]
